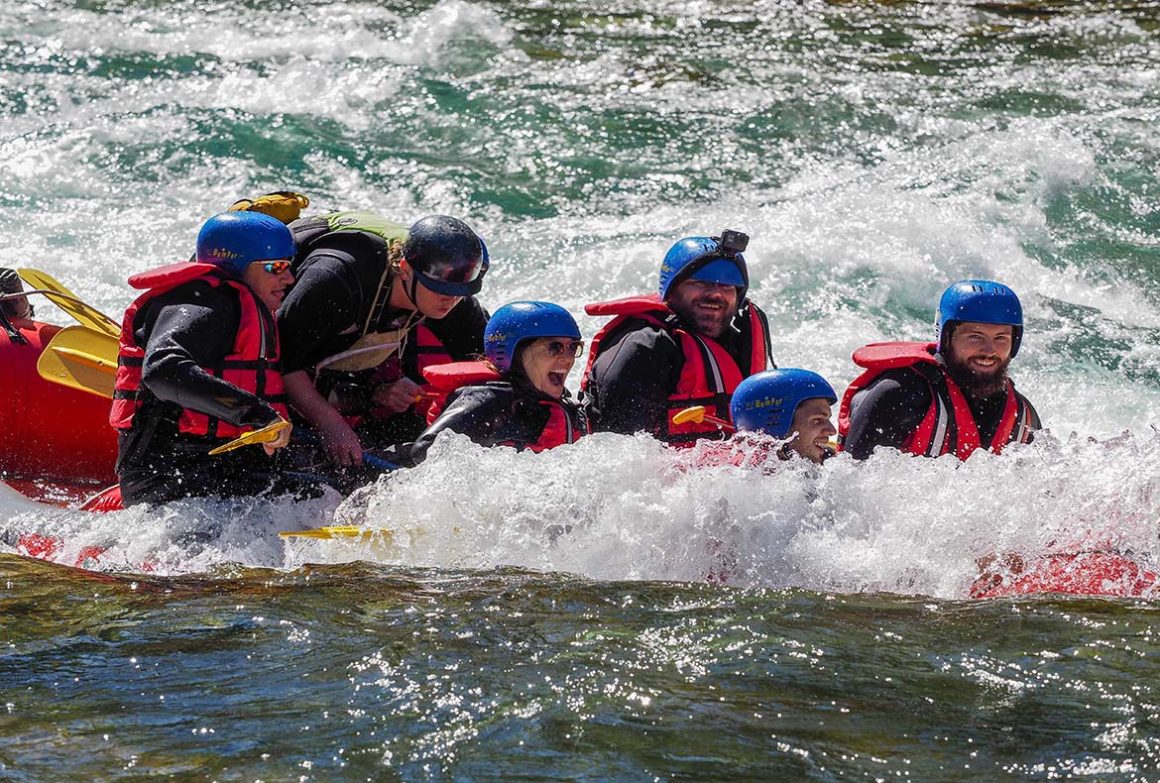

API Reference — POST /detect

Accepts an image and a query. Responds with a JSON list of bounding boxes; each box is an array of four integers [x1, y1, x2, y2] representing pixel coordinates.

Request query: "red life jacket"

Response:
[[109, 262, 289, 439], [836, 341, 1035, 459], [422, 361, 586, 452], [581, 294, 771, 444], [409, 322, 454, 422]]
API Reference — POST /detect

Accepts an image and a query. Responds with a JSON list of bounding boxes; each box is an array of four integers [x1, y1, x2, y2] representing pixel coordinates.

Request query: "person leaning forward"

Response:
[[277, 212, 490, 468], [837, 279, 1041, 460], [110, 212, 323, 506], [581, 230, 774, 445]]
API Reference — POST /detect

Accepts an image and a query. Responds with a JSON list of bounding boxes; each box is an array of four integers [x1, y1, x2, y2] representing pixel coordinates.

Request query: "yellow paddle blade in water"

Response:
[[36, 326, 118, 398], [278, 525, 419, 561], [207, 420, 292, 456], [278, 525, 376, 540], [17, 268, 121, 337]]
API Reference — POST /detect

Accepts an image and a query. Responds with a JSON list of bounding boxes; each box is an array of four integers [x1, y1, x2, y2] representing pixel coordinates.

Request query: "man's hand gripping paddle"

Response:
[[207, 420, 292, 455]]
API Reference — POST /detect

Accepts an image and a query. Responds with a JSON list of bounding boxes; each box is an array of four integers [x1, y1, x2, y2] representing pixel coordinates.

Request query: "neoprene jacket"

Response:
[[841, 366, 1041, 460], [114, 278, 306, 505], [277, 234, 488, 377], [410, 380, 587, 464], [583, 301, 771, 440]]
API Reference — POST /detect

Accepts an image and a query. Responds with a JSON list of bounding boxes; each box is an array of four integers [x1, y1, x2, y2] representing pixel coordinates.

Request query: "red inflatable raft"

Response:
[[970, 550, 1160, 599], [0, 317, 117, 486]]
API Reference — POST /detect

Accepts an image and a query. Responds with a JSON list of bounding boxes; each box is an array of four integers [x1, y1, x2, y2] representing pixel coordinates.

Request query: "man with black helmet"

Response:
[[277, 212, 489, 468], [581, 231, 773, 445]]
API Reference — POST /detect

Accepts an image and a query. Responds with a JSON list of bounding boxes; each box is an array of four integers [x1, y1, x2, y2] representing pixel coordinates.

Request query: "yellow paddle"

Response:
[[671, 405, 735, 431], [207, 419, 292, 455], [16, 268, 121, 337], [279, 525, 392, 541], [36, 326, 118, 398]]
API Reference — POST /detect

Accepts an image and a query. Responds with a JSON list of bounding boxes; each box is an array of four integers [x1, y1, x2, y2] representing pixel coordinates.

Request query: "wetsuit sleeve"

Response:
[[841, 368, 933, 460], [424, 296, 489, 360], [137, 283, 281, 429], [410, 386, 512, 464], [588, 326, 683, 436], [277, 250, 362, 373]]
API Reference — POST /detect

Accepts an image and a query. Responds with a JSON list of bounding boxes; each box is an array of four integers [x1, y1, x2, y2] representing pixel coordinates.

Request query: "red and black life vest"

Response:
[[109, 262, 289, 440], [422, 361, 586, 452], [581, 294, 771, 444], [836, 341, 1035, 459]]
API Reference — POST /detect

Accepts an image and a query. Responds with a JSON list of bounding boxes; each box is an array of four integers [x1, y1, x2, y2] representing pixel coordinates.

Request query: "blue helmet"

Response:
[[484, 301, 582, 374], [403, 215, 489, 297], [936, 280, 1023, 358], [196, 212, 295, 277], [658, 232, 749, 301], [730, 369, 837, 438]]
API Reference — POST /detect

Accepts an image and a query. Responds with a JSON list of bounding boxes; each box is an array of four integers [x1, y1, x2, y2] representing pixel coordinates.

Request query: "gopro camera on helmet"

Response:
[[718, 229, 749, 255]]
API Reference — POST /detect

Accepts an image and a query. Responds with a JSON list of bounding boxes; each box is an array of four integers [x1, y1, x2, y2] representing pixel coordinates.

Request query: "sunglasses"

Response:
[[262, 260, 292, 274], [542, 340, 584, 358]]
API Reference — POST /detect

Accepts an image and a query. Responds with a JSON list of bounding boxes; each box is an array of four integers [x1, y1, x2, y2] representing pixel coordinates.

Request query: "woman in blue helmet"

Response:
[[408, 301, 588, 464], [110, 212, 327, 505], [837, 280, 1041, 460]]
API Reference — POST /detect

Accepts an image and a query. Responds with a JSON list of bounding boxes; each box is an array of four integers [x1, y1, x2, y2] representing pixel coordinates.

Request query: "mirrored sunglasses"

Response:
[[262, 260, 292, 274], [543, 340, 584, 358]]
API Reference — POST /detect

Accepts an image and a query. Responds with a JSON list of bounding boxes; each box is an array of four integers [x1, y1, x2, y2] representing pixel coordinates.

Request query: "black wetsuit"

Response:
[[409, 380, 587, 464], [584, 308, 771, 437], [842, 367, 1041, 460], [116, 280, 327, 505], [277, 232, 488, 447]]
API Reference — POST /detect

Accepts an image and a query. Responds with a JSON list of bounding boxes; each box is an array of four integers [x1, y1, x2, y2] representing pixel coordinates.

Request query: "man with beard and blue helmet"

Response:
[[580, 230, 773, 445], [837, 280, 1041, 460], [110, 212, 329, 505], [407, 301, 589, 464], [731, 369, 838, 464], [274, 211, 490, 476]]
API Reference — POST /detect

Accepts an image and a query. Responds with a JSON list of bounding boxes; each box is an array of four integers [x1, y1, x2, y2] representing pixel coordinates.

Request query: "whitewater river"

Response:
[[3, 1, 1160, 779]]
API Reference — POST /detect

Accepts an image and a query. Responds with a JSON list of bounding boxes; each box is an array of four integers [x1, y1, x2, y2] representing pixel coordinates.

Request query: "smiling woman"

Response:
[[406, 301, 589, 464]]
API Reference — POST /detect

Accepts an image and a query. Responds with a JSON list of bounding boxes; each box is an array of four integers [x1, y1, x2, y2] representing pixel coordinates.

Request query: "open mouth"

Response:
[[547, 371, 567, 388]]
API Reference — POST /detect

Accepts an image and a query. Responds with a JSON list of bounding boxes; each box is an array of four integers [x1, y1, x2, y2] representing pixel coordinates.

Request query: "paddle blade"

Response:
[[279, 525, 387, 541], [672, 405, 708, 425], [36, 326, 118, 398], [17, 268, 121, 337], [207, 419, 291, 456]]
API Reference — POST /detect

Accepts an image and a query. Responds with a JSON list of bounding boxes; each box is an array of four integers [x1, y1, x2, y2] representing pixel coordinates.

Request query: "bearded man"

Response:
[[581, 230, 773, 445], [837, 280, 1041, 460]]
